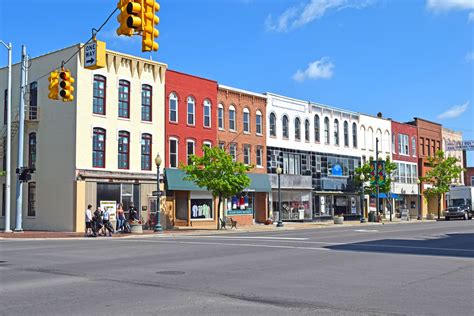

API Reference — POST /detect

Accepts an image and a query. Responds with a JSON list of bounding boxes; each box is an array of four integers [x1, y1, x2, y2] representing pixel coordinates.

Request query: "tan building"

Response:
[[0, 44, 167, 232], [442, 127, 464, 185]]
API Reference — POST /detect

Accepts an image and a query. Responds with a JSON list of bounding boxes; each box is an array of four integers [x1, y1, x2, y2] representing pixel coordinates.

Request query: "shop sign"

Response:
[[100, 201, 117, 221], [332, 164, 343, 176], [227, 208, 253, 215], [191, 199, 213, 219]]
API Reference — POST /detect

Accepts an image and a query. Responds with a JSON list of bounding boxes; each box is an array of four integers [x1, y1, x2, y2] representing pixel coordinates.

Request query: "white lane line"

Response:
[[354, 229, 379, 232], [180, 236, 309, 241]]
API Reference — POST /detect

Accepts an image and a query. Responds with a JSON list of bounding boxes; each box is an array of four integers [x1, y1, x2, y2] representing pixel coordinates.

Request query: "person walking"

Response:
[[102, 207, 114, 237], [85, 204, 93, 237], [93, 207, 104, 237], [129, 203, 139, 222], [116, 203, 125, 232]]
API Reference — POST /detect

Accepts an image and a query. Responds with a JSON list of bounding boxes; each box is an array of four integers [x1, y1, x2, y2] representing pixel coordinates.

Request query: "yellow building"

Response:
[[0, 44, 167, 232]]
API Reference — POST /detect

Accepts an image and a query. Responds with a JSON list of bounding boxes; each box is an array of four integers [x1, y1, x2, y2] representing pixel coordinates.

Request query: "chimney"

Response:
[[377, 112, 382, 118]]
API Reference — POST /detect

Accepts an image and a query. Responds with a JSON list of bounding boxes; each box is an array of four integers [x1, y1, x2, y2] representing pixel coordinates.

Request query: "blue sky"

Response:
[[1, 0, 473, 164]]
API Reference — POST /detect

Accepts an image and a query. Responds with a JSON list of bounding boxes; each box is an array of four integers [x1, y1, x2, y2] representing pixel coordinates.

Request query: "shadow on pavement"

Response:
[[325, 233, 474, 258]]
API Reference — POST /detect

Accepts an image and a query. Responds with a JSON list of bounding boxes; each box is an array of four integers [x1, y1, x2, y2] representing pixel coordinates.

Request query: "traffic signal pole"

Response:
[[14, 45, 27, 232], [375, 138, 380, 221]]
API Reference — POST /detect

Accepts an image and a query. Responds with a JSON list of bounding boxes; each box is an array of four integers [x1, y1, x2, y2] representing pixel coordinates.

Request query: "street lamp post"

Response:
[[154, 153, 163, 232], [276, 167, 283, 227], [416, 178, 422, 220], [360, 174, 365, 223]]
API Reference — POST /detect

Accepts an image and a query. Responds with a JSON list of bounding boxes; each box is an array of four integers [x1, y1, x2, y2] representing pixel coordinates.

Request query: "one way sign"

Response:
[[84, 39, 106, 70]]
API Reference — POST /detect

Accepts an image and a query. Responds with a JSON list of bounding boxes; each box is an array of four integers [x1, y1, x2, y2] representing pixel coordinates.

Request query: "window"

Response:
[[229, 105, 236, 131], [169, 138, 178, 168], [3, 89, 7, 125], [219, 142, 225, 150], [203, 99, 211, 127], [243, 108, 250, 133], [243, 145, 251, 165], [282, 152, 301, 175], [256, 111, 262, 135], [269, 113, 277, 137], [412, 137, 416, 157], [93, 128, 106, 168], [295, 117, 301, 140], [229, 143, 237, 161], [360, 126, 366, 149], [471, 176, 474, 186], [314, 115, 320, 142], [324, 117, 330, 144], [398, 134, 409, 155], [169, 92, 178, 123], [28, 133, 36, 170], [334, 119, 340, 146], [203, 141, 212, 149], [305, 119, 310, 142], [187, 140, 195, 165], [256, 146, 263, 167], [392, 133, 396, 154], [343, 121, 349, 147], [187, 96, 195, 125], [420, 137, 425, 156], [352, 123, 357, 148], [218, 104, 224, 129], [27, 182, 36, 217], [29, 82, 38, 120], [282, 115, 289, 139], [93, 75, 106, 115], [141, 84, 152, 121], [118, 131, 130, 169], [141, 134, 152, 170], [118, 80, 130, 118]]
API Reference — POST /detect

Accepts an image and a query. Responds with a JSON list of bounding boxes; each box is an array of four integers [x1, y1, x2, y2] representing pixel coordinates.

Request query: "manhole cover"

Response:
[[156, 271, 185, 275]]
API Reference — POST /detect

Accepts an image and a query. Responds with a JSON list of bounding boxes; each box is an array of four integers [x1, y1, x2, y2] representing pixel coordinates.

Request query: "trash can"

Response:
[[368, 211, 376, 222]]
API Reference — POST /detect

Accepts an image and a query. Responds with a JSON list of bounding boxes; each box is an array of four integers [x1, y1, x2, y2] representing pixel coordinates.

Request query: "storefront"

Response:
[[313, 192, 361, 220], [269, 174, 313, 221]]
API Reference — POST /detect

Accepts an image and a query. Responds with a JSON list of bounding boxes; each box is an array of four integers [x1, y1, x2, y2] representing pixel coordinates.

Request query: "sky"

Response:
[[0, 0, 473, 164]]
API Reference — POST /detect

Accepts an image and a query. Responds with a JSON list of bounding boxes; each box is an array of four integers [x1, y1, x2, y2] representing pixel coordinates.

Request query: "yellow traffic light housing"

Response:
[[126, 0, 143, 30], [116, 0, 133, 36], [142, 0, 160, 52], [48, 71, 59, 100], [59, 69, 75, 102]]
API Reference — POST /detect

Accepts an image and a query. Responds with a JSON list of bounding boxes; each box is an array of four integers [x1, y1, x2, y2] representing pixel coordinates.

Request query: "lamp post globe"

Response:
[[276, 167, 283, 227], [154, 153, 163, 232]]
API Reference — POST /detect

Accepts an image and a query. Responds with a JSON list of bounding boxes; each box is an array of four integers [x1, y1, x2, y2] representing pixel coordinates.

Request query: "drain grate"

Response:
[[155, 270, 185, 275]]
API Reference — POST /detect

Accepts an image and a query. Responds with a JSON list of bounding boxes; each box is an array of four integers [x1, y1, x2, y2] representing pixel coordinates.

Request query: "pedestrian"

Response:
[[85, 204, 93, 237], [129, 203, 139, 222], [93, 207, 104, 236], [102, 207, 114, 237], [116, 203, 125, 232]]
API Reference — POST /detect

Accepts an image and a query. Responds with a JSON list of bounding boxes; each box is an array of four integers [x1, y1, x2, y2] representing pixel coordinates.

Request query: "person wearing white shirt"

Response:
[[85, 204, 93, 237]]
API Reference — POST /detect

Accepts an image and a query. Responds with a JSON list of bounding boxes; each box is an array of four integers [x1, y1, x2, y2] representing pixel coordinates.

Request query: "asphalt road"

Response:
[[1, 221, 473, 316]]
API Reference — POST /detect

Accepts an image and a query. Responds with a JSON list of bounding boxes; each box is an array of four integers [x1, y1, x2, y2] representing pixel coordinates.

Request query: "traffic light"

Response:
[[117, 0, 143, 36], [142, 0, 160, 52], [59, 69, 75, 102], [48, 71, 59, 100], [117, 0, 133, 36]]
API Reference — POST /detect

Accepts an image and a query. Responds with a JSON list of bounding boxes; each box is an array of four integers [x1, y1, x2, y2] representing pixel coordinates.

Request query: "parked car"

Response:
[[444, 205, 472, 220]]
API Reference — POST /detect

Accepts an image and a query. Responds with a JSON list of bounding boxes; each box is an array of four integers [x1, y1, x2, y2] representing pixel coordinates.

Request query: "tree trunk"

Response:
[[437, 194, 441, 220], [217, 194, 222, 230]]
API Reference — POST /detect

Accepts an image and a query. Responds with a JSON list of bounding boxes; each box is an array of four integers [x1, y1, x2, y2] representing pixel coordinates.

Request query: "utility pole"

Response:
[[14, 45, 27, 232], [0, 41, 12, 233], [376, 138, 380, 221]]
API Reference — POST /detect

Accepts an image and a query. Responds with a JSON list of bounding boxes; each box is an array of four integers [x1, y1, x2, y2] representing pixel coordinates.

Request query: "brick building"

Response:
[[217, 85, 270, 224]]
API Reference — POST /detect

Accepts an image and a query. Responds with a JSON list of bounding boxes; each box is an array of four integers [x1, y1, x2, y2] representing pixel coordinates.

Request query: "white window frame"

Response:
[[398, 134, 409, 156], [169, 137, 178, 168], [229, 143, 237, 161], [169, 93, 178, 123], [269, 112, 277, 137], [282, 115, 289, 139], [218, 104, 224, 130], [203, 99, 211, 128], [243, 108, 250, 133], [203, 141, 212, 148], [412, 136, 416, 157], [243, 144, 251, 165], [256, 110, 262, 135], [187, 96, 195, 126], [186, 139, 195, 165], [256, 146, 263, 167], [229, 105, 236, 131]]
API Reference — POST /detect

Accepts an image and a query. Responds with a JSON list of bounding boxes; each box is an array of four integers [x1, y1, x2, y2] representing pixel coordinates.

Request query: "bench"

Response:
[[220, 217, 237, 230]]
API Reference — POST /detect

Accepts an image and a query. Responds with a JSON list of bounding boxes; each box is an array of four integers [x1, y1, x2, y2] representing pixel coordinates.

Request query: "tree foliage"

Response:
[[355, 156, 397, 196], [182, 146, 251, 229]]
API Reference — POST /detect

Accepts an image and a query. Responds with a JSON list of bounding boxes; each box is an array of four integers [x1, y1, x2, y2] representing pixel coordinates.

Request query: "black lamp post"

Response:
[[276, 166, 284, 227], [154, 153, 163, 232], [360, 174, 366, 223], [417, 178, 422, 220]]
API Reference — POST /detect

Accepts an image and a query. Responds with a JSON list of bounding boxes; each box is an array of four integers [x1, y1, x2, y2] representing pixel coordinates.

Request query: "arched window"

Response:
[[295, 117, 301, 140], [269, 113, 276, 137], [229, 105, 236, 131], [93, 128, 106, 168], [368, 127, 374, 150], [169, 92, 178, 123], [305, 119, 310, 142], [141, 84, 152, 122], [203, 99, 211, 127], [169, 137, 178, 168], [141, 134, 152, 170], [352, 123, 357, 148], [256, 110, 262, 135], [187, 96, 195, 125], [343, 121, 349, 147], [324, 117, 330, 144], [360, 126, 366, 149], [118, 131, 130, 169], [334, 119, 340, 146], [28, 132, 36, 169], [314, 115, 320, 142], [93, 75, 106, 115], [243, 108, 250, 133], [187, 139, 195, 165], [218, 104, 224, 129], [282, 115, 289, 139], [118, 80, 130, 118]]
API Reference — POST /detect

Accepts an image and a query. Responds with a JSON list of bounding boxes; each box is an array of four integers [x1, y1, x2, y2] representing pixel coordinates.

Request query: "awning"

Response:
[[371, 192, 400, 199], [165, 169, 271, 193]]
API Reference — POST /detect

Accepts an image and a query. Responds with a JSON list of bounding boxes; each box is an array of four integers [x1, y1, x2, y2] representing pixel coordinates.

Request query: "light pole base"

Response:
[[154, 224, 163, 232], [276, 221, 284, 228]]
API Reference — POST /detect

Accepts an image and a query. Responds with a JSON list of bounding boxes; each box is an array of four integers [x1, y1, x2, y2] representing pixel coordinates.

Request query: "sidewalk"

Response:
[[0, 218, 433, 239]]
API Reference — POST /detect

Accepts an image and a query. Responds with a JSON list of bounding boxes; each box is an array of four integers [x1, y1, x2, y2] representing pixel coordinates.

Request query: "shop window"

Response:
[[191, 198, 213, 219], [169, 138, 178, 168], [169, 92, 178, 123], [229, 105, 236, 131], [269, 112, 276, 137], [141, 84, 152, 122], [227, 193, 253, 216], [271, 190, 311, 220], [203, 99, 211, 127], [93, 128, 106, 168], [28, 182, 36, 217], [187, 140, 195, 165], [93, 75, 106, 115], [118, 131, 130, 169], [141, 133, 152, 170], [96, 183, 140, 219], [256, 146, 263, 167], [187, 96, 195, 125], [118, 79, 130, 118], [229, 143, 237, 161], [29, 81, 38, 120], [243, 108, 250, 133], [314, 115, 320, 142], [243, 145, 250, 165], [28, 132, 36, 170], [282, 115, 289, 139]]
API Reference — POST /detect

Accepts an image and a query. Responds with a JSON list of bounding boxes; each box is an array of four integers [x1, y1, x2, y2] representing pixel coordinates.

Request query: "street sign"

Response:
[[84, 39, 106, 70], [152, 191, 161, 197]]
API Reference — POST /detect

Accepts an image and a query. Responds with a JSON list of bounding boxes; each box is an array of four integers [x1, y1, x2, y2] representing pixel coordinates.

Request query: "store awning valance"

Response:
[[371, 192, 400, 199], [246, 173, 272, 193]]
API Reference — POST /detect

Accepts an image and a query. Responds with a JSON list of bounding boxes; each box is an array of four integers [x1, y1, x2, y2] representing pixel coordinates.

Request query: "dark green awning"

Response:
[[165, 169, 271, 193]]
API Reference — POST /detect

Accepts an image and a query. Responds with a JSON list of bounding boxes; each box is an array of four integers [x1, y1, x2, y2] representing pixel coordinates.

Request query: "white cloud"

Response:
[[293, 57, 335, 82], [469, 11, 474, 22], [266, 0, 376, 32], [466, 52, 474, 62], [437, 101, 470, 119], [426, 0, 474, 12]]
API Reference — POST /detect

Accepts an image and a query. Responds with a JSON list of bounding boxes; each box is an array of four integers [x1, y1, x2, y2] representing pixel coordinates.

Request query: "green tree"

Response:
[[182, 146, 251, 229], [420, 150, 464, 219], [355, 156, 398, 196]]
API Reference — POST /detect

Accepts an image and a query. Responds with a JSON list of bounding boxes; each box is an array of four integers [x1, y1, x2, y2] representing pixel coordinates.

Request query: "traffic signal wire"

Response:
[[28, 7, 119, 84]]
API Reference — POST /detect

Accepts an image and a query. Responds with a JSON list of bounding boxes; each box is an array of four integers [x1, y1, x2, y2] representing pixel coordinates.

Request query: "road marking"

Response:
[[354, 229, 379, 232], [182, 236, 309, 241]]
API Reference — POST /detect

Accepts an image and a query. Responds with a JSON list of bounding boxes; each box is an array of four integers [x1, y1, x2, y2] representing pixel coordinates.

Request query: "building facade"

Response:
[[0, 45, 167, 231], [442, 127, 464, 185]]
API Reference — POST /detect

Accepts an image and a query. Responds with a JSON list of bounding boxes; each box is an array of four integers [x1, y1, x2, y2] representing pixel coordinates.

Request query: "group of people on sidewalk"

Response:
[[85, 203, 140, 237]]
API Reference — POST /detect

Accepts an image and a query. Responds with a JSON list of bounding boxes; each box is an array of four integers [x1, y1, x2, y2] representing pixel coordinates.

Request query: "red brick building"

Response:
[[164, 70, 218, 228]]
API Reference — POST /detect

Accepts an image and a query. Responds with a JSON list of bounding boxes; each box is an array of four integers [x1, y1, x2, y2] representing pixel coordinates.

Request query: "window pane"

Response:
[[218, 107, 223, 128], [141, 85, 152, 121], [187, 141, 194, 165], [256, 114, 262, 134], [170, 139, 177, 168], [118, 80, 130, 118], [243, 111, 249, 132], [93, 76, 106, 115], [118, 131, 130, 169], [270, 113, 276, 136], [141, 134, 152, 170]]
